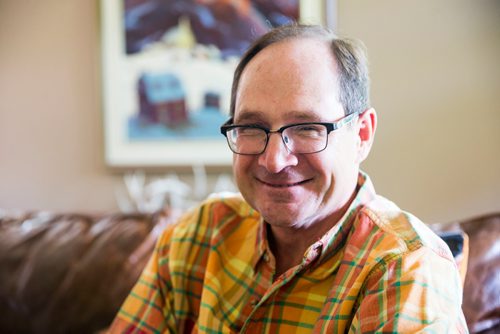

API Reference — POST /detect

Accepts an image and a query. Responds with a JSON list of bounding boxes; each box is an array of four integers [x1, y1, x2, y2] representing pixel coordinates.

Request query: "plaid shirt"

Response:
[[109, 173, 468, 333]]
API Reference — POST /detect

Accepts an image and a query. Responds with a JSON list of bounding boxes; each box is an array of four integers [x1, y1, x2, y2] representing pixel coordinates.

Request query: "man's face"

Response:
[[233, 38, 362, 229]]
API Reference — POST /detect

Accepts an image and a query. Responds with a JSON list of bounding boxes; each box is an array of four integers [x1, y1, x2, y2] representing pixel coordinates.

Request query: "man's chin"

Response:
[[259, 206, 310, 228]]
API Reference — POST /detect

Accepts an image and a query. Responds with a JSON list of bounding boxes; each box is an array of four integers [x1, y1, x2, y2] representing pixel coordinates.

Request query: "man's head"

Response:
[[226, 24, 377, 230]]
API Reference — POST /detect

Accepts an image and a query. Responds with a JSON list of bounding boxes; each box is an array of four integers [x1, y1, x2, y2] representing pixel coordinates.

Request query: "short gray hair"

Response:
[[230, 24, 370, 117]]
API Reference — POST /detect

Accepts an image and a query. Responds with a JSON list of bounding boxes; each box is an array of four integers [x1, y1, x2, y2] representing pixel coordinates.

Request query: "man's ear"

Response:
[[356, 108, 377, 163]]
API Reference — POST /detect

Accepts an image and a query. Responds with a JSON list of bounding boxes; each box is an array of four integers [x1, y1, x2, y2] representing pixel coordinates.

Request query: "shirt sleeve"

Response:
[[108, 224, 177, 334], [350, 246, 469, 333]]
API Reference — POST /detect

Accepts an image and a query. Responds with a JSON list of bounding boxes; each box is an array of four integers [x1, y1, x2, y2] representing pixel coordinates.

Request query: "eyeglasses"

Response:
[[220, 113, 358, 155]]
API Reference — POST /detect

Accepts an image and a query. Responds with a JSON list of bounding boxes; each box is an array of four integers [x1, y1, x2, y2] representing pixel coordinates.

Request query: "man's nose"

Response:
[[257, 133, 298, 173]]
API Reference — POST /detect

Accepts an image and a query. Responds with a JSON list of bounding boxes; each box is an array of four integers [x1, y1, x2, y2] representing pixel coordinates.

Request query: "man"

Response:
[[110, 25, 468, 333]]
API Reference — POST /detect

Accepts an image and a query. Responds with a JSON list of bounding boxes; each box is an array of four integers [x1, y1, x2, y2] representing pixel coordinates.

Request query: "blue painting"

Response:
[[122, 0, 299, 141]]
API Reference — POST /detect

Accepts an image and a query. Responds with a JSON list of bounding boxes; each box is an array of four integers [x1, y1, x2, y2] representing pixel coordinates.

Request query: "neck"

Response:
[[267, 225, 317, 277], [267, 192, 355, 278]]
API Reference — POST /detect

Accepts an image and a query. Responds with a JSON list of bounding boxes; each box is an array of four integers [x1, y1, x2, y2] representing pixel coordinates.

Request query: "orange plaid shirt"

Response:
[[110, 173, 468, 333]]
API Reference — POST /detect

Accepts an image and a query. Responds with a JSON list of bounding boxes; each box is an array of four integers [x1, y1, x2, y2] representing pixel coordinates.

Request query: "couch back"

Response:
[[1, 210, 499, 333]]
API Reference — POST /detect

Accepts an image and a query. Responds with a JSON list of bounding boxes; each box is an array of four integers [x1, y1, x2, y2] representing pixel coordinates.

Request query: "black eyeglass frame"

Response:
[[220, 112, 359, 155]]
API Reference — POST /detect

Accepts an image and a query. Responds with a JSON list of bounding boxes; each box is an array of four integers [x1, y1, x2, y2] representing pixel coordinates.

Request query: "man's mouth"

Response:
[[257, 178, 310, 188]]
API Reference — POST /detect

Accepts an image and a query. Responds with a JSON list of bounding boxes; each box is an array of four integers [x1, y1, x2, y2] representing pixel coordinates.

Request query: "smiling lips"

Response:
[[257, 178, 311, 188]]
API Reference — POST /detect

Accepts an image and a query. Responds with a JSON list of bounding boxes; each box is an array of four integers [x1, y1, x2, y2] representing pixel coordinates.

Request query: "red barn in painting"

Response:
[[138, 72, 188, 127]]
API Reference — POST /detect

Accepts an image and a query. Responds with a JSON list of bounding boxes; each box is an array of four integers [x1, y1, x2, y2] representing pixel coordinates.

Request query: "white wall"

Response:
[[338, 0, 500, 222], [0, 0, 499, 223], [0, 1, 117, 212]]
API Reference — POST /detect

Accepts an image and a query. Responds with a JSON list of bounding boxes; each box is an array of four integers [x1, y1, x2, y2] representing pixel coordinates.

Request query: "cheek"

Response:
[[312, 134, 358, 187], [330, 131, 359, 163], [303, 153, 336, 196], [233, 155, 253, 185], [232, 156, 259, 209], [328, 134, 362, 193]]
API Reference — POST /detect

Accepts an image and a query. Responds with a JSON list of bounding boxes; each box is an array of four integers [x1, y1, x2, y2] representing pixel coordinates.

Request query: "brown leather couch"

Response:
[[438, 213, 500, 334], [0, 210, 498, 333]]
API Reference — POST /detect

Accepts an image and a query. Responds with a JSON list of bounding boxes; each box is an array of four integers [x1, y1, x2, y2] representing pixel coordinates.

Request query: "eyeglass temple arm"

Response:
[[332, 112, 358, 130]]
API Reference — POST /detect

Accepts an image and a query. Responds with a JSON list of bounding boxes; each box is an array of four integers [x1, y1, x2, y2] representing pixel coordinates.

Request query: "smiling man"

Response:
[[110, 25, 468, 333]]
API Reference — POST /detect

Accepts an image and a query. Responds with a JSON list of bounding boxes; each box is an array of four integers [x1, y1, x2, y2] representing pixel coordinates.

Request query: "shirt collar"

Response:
[[252, 216, 269, 269], [312, 171, 377, 263], [252, 171, 377, 270]]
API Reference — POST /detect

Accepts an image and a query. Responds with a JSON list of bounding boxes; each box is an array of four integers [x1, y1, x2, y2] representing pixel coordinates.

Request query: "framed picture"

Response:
[[101, 0, 336, 167]]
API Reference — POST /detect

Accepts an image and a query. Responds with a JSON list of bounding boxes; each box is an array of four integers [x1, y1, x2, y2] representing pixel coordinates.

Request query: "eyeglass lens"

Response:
[[227, 124, 328, 154]]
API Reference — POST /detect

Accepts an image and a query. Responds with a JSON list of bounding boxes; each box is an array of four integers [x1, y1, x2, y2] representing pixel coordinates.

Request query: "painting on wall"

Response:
[[101, 0, 336, 167]]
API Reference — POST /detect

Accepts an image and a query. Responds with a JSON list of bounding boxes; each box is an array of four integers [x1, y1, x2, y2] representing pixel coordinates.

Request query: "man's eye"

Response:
[[291, 125, 324, 136], [236, 127, 263, 136]]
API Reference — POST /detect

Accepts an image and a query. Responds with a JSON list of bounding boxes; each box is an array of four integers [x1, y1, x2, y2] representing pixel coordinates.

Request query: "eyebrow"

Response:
[[235, 110, 322, 124], [233, 111, 262, 123]]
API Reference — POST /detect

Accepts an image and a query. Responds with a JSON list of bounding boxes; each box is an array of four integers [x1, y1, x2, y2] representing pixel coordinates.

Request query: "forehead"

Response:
[[234, 38, 343, 122]]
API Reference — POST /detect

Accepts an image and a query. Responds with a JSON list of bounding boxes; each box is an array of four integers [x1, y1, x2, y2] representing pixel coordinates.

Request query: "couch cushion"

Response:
[[0, 210, 170, 334], [459, 213, 500, 333]]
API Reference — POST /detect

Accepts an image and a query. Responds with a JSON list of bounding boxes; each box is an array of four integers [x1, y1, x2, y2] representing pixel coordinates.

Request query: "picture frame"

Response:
[[101, 0, 336, 168]]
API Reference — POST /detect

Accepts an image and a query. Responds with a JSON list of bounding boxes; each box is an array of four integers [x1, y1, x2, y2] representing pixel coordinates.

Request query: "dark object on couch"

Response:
[[439, 231, 466, 258], [0, 210, 498, 333]]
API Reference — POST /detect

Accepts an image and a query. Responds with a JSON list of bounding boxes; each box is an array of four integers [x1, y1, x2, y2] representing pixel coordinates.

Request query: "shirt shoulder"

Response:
[[161, 192, 260, 248], [205, 192, 258, 219], [356, 195, 455, 264], [348, 196, 467, 332]]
